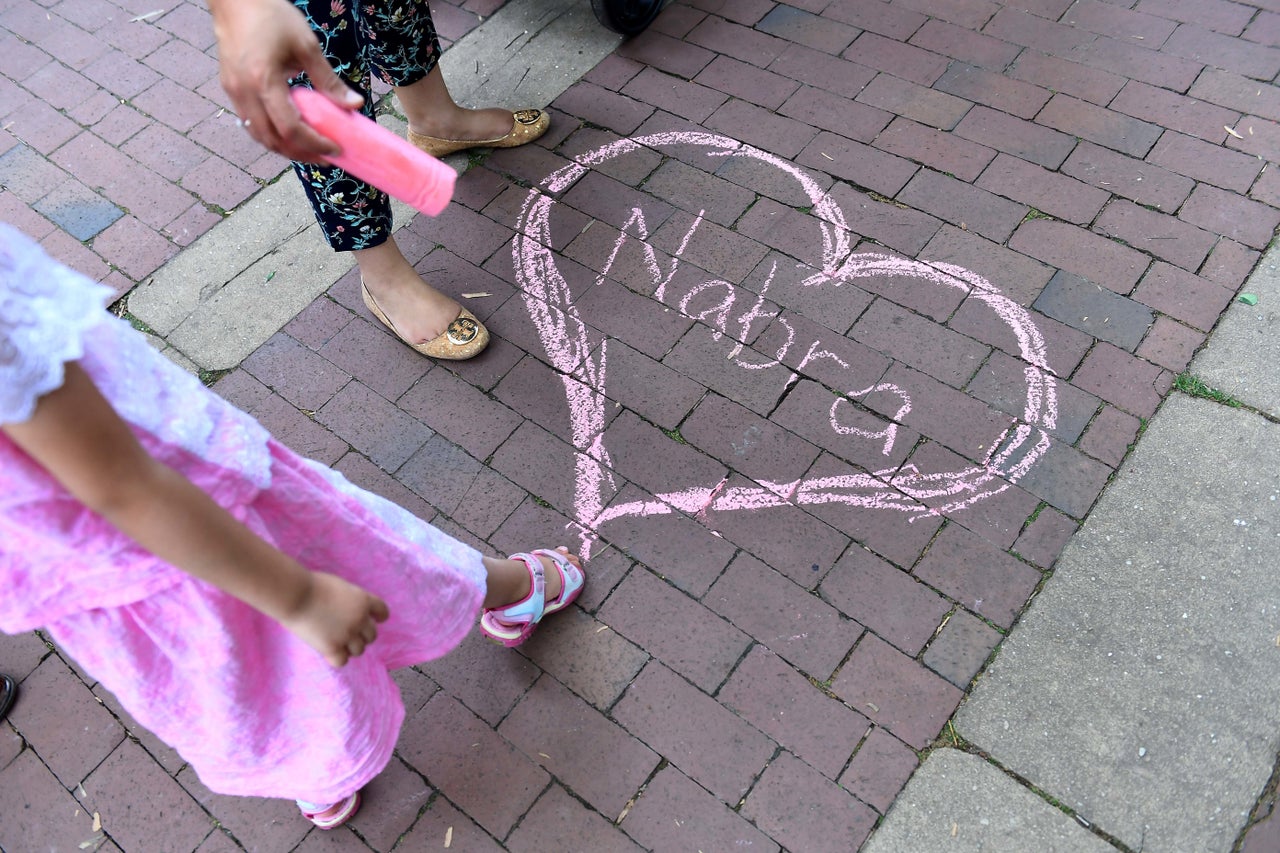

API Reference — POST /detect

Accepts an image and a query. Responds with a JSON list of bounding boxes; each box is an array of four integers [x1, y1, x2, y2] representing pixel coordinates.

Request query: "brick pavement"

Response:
[[2, 0, 1279, 850]]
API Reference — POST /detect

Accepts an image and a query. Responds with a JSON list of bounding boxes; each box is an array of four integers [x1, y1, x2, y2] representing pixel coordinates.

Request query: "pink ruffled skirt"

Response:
[[45, 441, 486, 804]]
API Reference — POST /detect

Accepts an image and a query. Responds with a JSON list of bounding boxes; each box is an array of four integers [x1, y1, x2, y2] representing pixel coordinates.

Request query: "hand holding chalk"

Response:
[[290, 87, 456, 217]]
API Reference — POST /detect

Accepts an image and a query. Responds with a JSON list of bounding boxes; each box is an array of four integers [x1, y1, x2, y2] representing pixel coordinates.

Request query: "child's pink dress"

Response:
[[0, 225, 487, 804]]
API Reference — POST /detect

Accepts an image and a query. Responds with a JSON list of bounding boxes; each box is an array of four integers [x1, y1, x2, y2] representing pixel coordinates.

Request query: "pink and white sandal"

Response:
[[298, 792, 361, 829], [480, 548, 585, 647]]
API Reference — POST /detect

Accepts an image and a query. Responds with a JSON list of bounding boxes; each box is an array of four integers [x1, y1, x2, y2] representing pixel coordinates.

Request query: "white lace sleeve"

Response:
[[0, 225, 113, 424]]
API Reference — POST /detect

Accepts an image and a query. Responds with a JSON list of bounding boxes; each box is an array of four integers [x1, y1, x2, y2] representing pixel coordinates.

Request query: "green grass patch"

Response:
[[198, 368, 232, 387], [1128, 416, 1149, 452], [1174, 373, 1241, 407], [125, 314, 157, 336]]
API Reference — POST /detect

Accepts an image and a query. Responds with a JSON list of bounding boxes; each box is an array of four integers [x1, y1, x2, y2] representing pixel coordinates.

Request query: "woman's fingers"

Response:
[[210, 0, 350, 162]]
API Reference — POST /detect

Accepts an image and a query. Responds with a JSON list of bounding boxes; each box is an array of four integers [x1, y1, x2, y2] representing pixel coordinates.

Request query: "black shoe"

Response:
[[0, 674, 16, 720]]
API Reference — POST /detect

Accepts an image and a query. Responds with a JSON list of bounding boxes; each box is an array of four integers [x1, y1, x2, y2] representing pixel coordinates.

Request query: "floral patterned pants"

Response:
[[291, 0, 442, 251]]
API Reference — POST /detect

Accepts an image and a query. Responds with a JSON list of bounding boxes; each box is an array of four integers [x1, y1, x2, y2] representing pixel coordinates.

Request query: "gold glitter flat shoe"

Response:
[[407, 109, 551, 158], [361, 281, 489, 360]]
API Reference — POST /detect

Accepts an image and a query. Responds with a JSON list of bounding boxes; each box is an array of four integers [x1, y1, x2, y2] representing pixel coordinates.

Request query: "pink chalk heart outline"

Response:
[[513, 132, 1058, 560]]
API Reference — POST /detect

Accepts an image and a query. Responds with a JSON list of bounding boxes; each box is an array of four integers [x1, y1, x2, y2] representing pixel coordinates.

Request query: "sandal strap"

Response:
[[489, 552, 547, 628], [528, 548, 585, 613], [479, 548, 585, 647]]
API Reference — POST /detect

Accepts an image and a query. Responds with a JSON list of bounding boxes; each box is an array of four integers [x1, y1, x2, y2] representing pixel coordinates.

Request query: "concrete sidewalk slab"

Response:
[[862, 749, 1114, 853], [437, 0, 620, 108], [1193, 243, 1280, 418], [937, 392, 1280, 852], [129, 179, 318, 340], [128, 177, 344, 370]]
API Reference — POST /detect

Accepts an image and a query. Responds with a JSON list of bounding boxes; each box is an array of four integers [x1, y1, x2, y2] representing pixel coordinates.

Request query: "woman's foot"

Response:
[[354, 242, 489, 360], [480, 548, 585, 647], [396, 65, 549, 158], [408, 104, 525, 146], [407, 108, 551, 158]]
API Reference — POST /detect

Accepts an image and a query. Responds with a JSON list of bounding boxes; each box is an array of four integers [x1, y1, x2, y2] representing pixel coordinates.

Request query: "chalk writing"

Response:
[[513, 133, 1057, 558]]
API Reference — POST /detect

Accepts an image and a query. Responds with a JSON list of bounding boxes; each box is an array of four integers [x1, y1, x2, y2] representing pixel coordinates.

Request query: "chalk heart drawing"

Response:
[[513, 132, 1058, 560]]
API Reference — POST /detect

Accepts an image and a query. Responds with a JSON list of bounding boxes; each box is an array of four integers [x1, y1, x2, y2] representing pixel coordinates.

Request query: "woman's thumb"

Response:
[[309, 63, 364, 111], [291, 29, 362, 110]]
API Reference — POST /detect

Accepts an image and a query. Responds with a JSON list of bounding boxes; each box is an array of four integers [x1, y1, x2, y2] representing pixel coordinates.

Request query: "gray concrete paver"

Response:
[[950, 394, 1280, 851], [864, 749, 1116, 853], [1194, 243, 1280, 418]]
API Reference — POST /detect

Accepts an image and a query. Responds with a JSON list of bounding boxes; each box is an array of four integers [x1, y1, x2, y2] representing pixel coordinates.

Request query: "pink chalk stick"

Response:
[[290, 87, 455, 217]]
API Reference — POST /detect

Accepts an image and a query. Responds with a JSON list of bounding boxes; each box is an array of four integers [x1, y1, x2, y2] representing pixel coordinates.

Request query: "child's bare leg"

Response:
[[482, 548, 582, 609]]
